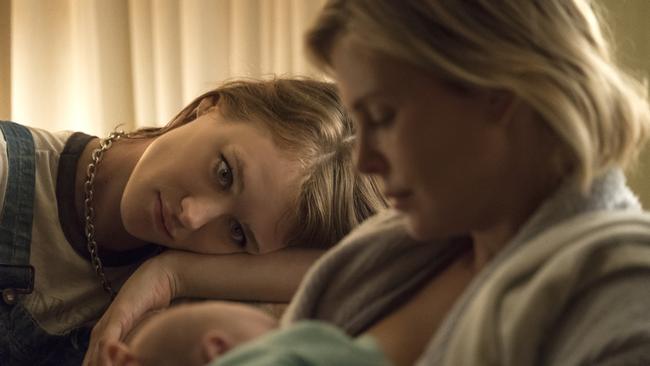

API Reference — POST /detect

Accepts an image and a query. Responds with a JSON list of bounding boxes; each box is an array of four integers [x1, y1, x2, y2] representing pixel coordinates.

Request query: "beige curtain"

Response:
[[3, 0, 325, 136], [2, 0, 649, 205], [0, 0, 11, 121]]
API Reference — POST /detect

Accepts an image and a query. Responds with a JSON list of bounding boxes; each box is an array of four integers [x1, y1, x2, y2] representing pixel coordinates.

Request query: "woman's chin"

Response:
[[403, 211, 452, 242]]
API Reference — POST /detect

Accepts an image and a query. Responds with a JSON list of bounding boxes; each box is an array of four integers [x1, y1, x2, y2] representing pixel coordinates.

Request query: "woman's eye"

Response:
[[230, 220, 246, 246], [216, 157, 233, 188]]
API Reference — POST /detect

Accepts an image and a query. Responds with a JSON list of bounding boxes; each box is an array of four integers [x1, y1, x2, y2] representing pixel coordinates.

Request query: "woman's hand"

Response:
[[82, 254, 179, 366], [82, 248, 323, 365]]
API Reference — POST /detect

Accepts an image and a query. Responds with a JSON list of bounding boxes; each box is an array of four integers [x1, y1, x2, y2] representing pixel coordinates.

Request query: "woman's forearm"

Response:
[[156, 248, 324, 302]]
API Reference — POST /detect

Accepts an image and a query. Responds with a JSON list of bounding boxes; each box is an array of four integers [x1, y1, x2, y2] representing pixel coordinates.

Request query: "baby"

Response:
[[103, 301, 277, 366], [103, 301, 390, 366]]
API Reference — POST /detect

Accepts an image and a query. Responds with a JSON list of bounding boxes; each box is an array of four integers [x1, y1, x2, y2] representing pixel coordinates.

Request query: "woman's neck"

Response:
[[74, 136, 153, 252], [468, 112, 567, 272], [470, 222, 522, 270], [469, 170, 562, 272]]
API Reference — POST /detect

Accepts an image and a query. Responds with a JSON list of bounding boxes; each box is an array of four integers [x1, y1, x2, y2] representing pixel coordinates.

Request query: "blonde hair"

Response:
[[130, 78, 387, 248], [306, 0, 650, 190]]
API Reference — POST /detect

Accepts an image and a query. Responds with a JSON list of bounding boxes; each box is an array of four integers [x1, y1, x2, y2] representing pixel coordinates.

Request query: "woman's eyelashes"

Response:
[[216, 154, 246, 248], [215, 155, 234, 189], [215, 156, 247, 247], [230, 219, 247, 247]]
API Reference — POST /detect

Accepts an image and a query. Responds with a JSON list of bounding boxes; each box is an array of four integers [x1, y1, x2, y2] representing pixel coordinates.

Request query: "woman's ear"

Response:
[[103, 340, 142, 366], [200, 329, 234, 363]]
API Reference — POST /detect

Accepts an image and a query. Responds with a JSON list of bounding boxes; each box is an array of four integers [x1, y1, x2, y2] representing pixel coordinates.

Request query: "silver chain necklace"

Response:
[[83, 131, 126, 298]]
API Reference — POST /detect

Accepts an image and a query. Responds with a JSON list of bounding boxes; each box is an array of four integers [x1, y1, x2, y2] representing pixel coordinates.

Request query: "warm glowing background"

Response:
[[0, 0, 327, 135], [602, 0, 650, 207], [0, 0, 648, 205]]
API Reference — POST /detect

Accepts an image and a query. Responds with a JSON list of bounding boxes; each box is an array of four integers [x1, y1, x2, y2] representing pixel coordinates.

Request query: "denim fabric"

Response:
[[0, 301, 90, 365], [0, 121, 35, 289], [0, 121, 90, 365]]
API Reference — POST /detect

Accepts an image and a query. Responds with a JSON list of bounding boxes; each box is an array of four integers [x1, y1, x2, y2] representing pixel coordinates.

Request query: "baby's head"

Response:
[[104, 301, 277, 366]]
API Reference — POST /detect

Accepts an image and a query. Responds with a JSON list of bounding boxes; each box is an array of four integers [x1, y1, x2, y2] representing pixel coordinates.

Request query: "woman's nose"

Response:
[[178, 195, 223, 230], [355, 129, 388, 176]]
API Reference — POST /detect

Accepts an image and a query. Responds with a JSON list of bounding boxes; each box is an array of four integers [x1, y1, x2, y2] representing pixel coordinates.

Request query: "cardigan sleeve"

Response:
[[540, 269, 650, 365]]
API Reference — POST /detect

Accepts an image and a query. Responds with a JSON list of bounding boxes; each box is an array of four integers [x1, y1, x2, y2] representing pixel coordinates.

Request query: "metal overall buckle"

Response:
[[0, 264, 35, 305]]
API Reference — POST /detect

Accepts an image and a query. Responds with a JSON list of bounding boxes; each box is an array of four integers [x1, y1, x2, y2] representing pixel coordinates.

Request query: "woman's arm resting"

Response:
[[166, 248, 323, 302], [83, 248, 323, 366]]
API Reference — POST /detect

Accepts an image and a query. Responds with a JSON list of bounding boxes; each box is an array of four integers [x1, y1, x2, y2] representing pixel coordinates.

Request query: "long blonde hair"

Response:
[[306, 0, 650, 190], [130, 78, 387, 248]]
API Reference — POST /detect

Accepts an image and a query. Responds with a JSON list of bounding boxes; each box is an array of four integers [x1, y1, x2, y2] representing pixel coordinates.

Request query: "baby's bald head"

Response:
[[106, 301, 277, 366]]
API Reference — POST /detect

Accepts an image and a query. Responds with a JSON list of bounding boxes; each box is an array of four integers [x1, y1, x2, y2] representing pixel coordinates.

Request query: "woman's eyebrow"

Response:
[[351, 90, 387, 113]]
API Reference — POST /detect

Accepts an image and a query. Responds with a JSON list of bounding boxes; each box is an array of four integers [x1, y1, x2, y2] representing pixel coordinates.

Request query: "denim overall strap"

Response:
[[0, 123, 88, 365], [0, 121, 36, 304]]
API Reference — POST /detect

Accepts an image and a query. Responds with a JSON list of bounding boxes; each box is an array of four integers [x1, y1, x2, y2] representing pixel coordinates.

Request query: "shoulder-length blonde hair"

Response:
[[129, 78, 387, 248], [306, 0, 650, 191]]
